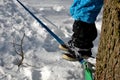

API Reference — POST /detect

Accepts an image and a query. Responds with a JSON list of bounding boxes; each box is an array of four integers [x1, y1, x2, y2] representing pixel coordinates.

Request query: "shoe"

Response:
[[78, 50, 92, 59], [59, 44, 69, 51], [59, 39, 75, 51], [59, 45, 92, 58], [62, 53, 80, 61]]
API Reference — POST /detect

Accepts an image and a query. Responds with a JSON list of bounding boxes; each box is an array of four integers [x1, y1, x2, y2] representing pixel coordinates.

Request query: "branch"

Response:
[[13, 33, 25, 67]]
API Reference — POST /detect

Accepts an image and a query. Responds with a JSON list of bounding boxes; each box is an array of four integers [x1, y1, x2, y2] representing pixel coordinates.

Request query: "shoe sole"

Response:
[[59, 45, 68, 51], [62, 54, 78, 61]]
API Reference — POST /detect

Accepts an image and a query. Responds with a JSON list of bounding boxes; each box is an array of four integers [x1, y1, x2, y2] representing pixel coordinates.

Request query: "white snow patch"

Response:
[[53, 5, 65, 12], [41, 66, 51, 80]]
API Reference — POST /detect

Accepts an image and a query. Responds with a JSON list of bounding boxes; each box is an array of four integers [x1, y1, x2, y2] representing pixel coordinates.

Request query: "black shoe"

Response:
[[78, 50, 92, 59]]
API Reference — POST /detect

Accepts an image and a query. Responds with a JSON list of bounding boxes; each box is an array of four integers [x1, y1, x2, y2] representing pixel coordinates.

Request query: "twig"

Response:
[[13, 33, 25, 67]]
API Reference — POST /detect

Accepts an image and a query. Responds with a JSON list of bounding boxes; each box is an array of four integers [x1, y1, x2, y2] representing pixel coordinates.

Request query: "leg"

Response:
[[69, 20, 97, 57]]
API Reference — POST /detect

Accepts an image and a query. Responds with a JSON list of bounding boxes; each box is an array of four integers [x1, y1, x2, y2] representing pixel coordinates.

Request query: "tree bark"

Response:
[[95, 0, 120, 80]]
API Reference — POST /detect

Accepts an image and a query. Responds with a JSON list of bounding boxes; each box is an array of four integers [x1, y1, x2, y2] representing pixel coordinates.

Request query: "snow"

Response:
[[0, 0, 103, 80]]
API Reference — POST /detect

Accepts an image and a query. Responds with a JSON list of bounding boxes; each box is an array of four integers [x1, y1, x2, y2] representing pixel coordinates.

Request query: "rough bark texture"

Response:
[[95, 0, 120, 80]]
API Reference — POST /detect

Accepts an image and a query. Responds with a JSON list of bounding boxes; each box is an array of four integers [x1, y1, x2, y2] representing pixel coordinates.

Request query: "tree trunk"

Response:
[[95, 0, 120, 80]]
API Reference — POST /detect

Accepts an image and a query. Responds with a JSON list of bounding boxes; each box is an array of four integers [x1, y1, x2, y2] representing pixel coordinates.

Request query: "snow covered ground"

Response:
[[0, 0, 102, 80]]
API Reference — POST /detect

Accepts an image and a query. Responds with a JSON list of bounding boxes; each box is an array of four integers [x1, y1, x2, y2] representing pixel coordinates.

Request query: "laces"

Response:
[[68, 38, 75, 48], [67, 39, 92, 59]]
